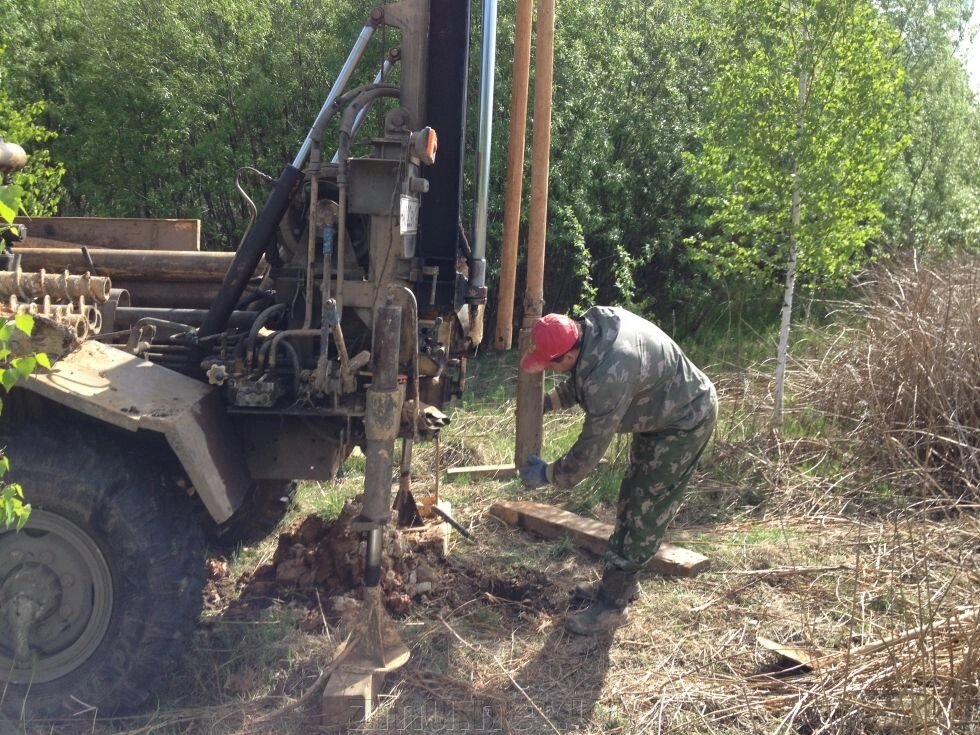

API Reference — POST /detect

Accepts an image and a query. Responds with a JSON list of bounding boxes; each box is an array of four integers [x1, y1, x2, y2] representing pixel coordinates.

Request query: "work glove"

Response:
[[519, 454, 550, 488]]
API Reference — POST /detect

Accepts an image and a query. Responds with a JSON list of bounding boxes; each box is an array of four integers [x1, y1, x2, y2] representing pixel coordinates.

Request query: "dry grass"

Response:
[[811, 254, 980, 503], [12, 257, 980, 734]]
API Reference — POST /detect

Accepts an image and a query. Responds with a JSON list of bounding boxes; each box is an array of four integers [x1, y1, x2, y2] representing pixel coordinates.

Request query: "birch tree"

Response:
[[687, 0, 906, 427]]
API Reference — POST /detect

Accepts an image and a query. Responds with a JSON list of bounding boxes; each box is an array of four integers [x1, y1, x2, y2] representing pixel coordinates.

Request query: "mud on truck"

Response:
[[0, 0, 494, 717]]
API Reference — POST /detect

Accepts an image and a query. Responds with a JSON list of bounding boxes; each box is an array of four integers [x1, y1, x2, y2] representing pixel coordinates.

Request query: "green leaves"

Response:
[[0, 312, 41, 529], [0, 43, 65, 219], [1, 481, 31, 530], [687, 0, 907, 290], [0, 183, 23, 224]]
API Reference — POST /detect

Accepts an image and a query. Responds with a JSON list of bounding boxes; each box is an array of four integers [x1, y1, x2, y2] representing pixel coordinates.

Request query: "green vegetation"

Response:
[[0, 313, 47, 529], [0, 46, 64, 218], [1, 1, 978, 730], [2, 0, 977, 323]]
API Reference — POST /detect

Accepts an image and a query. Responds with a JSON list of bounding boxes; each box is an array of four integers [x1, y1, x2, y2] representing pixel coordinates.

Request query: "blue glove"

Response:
[[519, 455, 550, 488]]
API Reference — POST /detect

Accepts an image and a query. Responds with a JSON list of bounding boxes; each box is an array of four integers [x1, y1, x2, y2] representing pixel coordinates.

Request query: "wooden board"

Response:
[[757, 636, 824, 671], [16, 216, 201, 251], [321, 669, 385, 729], [489, 500, 710, 577], [446, 463, 517, 480]]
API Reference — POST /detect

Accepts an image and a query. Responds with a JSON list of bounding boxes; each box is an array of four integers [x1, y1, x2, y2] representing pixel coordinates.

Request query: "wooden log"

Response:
[[489, 500, 711, 577], [12, 247, 235, 282], [15, 216, 200, 251]]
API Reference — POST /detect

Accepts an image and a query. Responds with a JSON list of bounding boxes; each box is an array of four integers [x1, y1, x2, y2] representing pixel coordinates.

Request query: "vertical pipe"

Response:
[[362, 304, 402, 587], [471, 0, 498, 290], [515, 0, 556, 465], [493, 0, 533, 351]]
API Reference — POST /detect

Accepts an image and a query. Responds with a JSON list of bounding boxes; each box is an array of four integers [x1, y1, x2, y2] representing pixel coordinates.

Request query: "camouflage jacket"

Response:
[[547, 306, 715, 489]]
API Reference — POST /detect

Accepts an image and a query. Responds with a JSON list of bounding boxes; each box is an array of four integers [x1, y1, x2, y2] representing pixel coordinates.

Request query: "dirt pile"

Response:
[[208, 498, 449, 629]]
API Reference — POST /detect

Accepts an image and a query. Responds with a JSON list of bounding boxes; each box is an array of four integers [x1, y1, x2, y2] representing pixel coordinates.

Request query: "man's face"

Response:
[[548, 347, 580, 374]]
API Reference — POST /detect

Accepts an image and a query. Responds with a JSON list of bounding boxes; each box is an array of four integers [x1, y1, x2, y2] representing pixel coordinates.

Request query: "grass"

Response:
[[11, 258, 980, 734]]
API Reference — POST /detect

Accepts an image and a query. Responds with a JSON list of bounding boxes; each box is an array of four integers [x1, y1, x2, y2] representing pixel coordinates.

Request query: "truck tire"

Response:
[[0, 428, 206, 718], [208, 480, 298, 549]]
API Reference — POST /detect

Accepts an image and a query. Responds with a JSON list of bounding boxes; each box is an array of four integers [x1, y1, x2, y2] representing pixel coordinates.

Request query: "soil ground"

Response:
[[12, 350, 980, 734], [31, 469, 974, 735]]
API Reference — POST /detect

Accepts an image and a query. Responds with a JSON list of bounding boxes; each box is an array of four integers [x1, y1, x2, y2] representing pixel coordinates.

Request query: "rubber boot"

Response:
[[572, 578, 601, 601], [565, 567, 640, 636]]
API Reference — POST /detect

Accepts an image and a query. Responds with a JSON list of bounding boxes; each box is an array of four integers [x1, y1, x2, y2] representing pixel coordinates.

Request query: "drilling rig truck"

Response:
[[0, 0, 496, 717]]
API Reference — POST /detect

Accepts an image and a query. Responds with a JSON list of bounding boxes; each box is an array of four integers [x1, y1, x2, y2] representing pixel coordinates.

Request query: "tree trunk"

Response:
[[773, 64, 809, 429]]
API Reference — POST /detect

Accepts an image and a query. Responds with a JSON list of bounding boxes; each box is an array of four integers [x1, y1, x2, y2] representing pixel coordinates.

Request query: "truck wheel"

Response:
[[0, 428, 206, 718], [209, 480, 298, 549]]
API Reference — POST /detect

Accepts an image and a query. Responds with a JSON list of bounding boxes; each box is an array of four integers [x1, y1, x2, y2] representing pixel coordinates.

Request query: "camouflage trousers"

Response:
[[606, 392, 717, 573]]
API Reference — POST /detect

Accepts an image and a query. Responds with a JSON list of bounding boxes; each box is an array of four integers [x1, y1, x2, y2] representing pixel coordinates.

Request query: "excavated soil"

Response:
[[204, 498, 567, 633]]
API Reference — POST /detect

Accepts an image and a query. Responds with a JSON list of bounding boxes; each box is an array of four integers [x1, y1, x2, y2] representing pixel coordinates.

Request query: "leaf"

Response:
[[14, 313, 34, 336], [16, 502, 31, 530], [13, 356, 36, 379], [36, 352, 52, 370], [0, 185, 22, 225], [1, 369, 19, 392]]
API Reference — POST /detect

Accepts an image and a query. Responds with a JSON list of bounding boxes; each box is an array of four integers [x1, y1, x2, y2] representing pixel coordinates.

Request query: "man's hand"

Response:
[[519, 455, 550, 488]]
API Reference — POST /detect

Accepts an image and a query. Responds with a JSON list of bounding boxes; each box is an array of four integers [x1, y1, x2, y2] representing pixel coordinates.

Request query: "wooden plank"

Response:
[[757, 636, 824, 671], [321, 668, 385, 729], [489, 500, 711, 577], [16, 216, 201, 251], [446, 463, 517, 480]]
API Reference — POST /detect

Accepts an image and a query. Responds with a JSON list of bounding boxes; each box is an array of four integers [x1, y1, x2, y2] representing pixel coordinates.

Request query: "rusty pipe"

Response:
[[361, 303, 403, 586], [0, 269, 111, 303], [12, 248, 237, 282]]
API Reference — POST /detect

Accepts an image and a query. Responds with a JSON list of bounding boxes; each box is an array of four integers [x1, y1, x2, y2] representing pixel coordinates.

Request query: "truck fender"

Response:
[[23, 340, 249, 522]]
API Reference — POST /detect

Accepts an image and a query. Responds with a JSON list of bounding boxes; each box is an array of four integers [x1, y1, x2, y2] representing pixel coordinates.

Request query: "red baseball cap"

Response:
[[520, 314, 579, 372]]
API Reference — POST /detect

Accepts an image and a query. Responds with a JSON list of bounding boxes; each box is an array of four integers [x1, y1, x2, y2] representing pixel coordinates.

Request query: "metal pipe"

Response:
[[245, 303, 286, 369], [268, 329, 320, 369], [304, 157, 321, 330], [390, 285, 420, 413], [470, 0, 498, 291], [362, 303, 402, 587], [115, 307, 258, 330], [0, 269, 111, 303], [494, 0, 533, 351], [515, 0, 556, 466], [12, 248, 236, 282], [292, 17, 381, 170]]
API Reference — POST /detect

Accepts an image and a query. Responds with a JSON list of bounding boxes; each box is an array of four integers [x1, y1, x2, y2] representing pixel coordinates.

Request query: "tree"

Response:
[[3, 0, 384, 249], [878, 0, 980, 252], [0, 45, 65, 218], [686, 0, 907, 426]]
